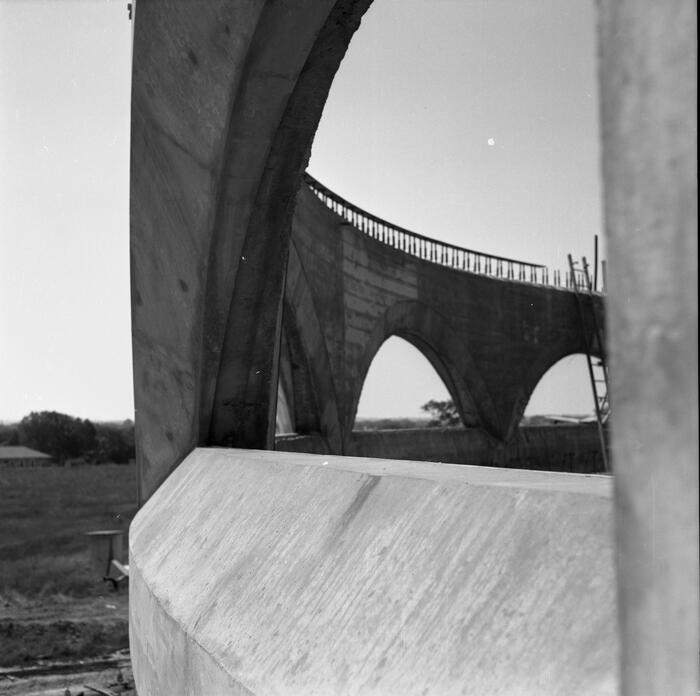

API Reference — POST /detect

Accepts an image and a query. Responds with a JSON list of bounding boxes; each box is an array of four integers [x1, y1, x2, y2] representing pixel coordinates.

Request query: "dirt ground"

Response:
[[0, 651, 134, 696], [0, 463, 137, 692], [0, 592, 133, 695]]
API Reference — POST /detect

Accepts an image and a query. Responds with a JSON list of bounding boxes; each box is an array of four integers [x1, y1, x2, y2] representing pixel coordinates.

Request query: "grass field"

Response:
[[0, 463, 137, 599]]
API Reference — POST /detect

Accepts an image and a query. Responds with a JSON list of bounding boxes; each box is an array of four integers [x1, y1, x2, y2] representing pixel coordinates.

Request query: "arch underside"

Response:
[[348, 301, 493, 434], [508, 343, 602, 428]]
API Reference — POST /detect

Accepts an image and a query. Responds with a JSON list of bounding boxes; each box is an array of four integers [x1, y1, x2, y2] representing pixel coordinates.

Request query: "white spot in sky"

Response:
[[487, 138, 496, 147]]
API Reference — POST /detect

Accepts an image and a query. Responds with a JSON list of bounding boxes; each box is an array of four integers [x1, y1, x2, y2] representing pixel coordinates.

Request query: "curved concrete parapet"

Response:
[[130, 449, 617, 695]]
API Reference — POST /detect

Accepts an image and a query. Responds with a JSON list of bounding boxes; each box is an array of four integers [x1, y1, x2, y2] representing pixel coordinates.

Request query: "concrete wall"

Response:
[[130, 0, 373, 504], [277, 424, 605, 474], [284, 185, 604, 452], [130, 448, 617, 695]]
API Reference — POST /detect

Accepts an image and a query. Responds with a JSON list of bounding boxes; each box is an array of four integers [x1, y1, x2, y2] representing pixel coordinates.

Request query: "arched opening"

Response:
[[275, 325, 297, 436], [522, 353, 597, 424], [275, 383, 294, 435], [354, 336, 455, 430]]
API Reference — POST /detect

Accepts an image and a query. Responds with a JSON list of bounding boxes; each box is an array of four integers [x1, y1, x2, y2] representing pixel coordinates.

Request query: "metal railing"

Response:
[[304, 172, 590, 291]]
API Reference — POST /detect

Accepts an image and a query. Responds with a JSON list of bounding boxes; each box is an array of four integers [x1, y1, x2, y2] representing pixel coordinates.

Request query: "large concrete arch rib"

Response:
[[131, 0, 373, 503], [205, 1, 374, 449]]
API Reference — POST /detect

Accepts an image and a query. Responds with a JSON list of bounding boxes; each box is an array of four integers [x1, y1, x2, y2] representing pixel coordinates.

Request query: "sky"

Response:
[[311, 0, 603, 418], [0, 0, 602, 423], [1, 0, 132, 422]]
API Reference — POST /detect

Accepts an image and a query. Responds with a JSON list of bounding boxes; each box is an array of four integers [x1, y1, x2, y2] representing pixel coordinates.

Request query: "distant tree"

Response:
[[18, 411, 97, 462], [0, 423, 20, 445], [94, 422, 135, 463], [421, 399, 462, 427], [354, 417, 429, 431]]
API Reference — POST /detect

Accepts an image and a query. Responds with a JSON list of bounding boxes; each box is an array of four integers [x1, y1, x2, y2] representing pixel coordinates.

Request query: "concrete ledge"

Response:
[[130, 448, 617, 695]]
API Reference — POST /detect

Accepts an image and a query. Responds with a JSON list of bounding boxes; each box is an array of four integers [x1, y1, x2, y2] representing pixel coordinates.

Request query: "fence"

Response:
[[304, 173, 598, 291]]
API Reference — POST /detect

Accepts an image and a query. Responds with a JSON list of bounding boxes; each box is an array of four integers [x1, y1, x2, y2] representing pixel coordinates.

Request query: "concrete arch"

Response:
[[204, 0, 374, 447], [505, 339, 602, 438], [291, 183, 606, 445], [348, 301, 499, 436], [131, 0, 373, 500]]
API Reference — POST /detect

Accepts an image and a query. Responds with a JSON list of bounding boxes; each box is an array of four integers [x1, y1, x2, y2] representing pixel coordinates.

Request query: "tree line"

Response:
[[0, 400, 462, 462], [0, 411, 135, 464]]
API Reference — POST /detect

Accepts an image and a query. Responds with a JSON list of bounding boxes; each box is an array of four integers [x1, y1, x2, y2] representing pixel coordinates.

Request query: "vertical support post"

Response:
[[598, 1, 698, 694], [593, 234, 599, 293]]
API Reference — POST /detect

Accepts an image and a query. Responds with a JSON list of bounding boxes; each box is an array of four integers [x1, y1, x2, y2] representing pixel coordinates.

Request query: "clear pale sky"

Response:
[[0, 0, 602, 423]]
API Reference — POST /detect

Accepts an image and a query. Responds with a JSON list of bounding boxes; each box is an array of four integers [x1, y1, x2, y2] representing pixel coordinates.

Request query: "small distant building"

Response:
[[0, 445, 54, 467]]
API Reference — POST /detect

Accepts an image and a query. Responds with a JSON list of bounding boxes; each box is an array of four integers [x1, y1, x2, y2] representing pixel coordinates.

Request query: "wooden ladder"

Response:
[[568, 254, 610, 472]]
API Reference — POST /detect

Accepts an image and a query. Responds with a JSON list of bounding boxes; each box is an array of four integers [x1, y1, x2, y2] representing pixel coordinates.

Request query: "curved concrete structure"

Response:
[[131, 0, 372, 504], [130, 0, 698, 693], [130, 448, 617, 695], [130, 0, 604, 502], [283, 182, 604, 450]]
